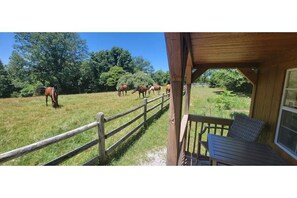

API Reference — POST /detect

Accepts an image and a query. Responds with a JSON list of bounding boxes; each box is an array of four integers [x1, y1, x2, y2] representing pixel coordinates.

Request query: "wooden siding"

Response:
[[253, 48, 297, 164]]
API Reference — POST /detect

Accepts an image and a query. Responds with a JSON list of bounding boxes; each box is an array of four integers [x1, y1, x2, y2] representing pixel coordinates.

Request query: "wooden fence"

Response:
[[0, 93, 170, 165]]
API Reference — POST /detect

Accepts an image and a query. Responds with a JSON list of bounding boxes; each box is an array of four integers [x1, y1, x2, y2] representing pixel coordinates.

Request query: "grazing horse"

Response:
[[148, 85, 162, 95], [36, 86, 59, 108], [45, 86, 59, 108], [132, 85, 148, 98], [166, 84, 171, 95], [117, 84, 128, 96]]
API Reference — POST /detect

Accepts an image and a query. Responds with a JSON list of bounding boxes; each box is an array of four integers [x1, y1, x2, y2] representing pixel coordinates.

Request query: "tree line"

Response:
[[0, 33, 170, 98], [195, 69, 252, 95]]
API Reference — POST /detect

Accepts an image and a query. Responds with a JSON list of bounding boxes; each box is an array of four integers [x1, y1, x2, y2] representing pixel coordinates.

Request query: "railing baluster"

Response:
[[197, 122, 204, 160], [192, 121, 198, 154], [204, 123, 210, 156], [186, 121, 192, 152]]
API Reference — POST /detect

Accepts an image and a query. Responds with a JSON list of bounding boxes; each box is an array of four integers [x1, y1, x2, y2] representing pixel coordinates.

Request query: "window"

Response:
[[275, 68, 297, 159]]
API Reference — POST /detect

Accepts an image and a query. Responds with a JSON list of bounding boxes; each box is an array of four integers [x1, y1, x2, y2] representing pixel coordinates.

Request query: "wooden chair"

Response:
[[198, 114, 265, 159]]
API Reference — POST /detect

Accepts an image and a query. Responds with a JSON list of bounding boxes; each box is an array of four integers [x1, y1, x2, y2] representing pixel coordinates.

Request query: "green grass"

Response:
[[0, 89, 167, 165], [0, 86, 251, 165]]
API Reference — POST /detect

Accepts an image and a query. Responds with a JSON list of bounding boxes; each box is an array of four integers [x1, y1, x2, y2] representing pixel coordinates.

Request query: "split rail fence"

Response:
[[0, 93, 170, 165]]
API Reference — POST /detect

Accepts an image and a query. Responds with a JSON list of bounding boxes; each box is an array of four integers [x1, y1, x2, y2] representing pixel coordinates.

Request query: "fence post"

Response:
[[161, 93, 164, 111], [144, 98, 147, 128], [97, 112, 106, 165]]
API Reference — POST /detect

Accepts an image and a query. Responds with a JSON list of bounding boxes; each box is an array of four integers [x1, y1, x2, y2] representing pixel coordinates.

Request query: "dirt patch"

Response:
[[140, 148, 167, 166]]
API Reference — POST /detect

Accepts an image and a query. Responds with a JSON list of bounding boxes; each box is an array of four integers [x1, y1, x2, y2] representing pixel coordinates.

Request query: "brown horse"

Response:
[[118, 84, 128, 96], [44, 86, 59, 108], [132, 85, 148, 98], [148, 85, 162, 95], [166, 84, 171, 95]]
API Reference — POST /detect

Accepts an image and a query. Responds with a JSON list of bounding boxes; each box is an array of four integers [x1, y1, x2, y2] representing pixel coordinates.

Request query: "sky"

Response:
[[0, 32, 169, 71]]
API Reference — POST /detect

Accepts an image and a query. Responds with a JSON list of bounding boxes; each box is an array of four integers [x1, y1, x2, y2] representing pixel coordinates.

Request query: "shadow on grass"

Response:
[[102, 105, 169, 165]]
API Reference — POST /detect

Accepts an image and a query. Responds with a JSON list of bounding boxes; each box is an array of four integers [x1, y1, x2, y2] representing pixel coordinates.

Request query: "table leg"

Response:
[[210, 159, 217, 166]]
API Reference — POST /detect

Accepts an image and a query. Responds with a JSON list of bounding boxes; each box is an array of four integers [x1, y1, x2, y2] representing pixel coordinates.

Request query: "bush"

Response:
[[208, 69, 252, 94], [208, 90, 236, 111], [117, 71, 155, 89], [20, 84, 36, 97]]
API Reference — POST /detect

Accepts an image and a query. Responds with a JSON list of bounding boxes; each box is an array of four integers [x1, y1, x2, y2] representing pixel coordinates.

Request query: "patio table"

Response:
[[207, 134, 288, 165]]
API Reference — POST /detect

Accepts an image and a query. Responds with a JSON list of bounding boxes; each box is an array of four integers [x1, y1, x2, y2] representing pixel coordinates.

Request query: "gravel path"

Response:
[[140, 148, 167, 166]]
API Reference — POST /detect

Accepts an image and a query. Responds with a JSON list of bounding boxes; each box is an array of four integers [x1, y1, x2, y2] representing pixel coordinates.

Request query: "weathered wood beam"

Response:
[[238, 68, 258, 86], [191, 68, 208, 83], [165, 33, 187, 165]]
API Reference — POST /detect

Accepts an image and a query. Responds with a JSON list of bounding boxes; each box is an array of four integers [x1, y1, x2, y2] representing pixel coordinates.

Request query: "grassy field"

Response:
[[0, 86, 251, 165]]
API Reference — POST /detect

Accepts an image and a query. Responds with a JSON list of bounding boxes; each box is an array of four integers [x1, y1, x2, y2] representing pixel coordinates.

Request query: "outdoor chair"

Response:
[[198, 113, 266, 159]]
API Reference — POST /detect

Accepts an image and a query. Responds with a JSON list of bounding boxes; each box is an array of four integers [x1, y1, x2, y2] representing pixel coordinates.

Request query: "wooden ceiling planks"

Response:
[[190, 33, 297, 65]]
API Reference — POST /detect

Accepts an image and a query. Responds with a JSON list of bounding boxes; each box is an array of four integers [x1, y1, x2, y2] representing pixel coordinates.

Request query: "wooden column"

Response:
[[238, 68, 259, 117], [165, 33, 187, 165], [184, 34, 193, 115]]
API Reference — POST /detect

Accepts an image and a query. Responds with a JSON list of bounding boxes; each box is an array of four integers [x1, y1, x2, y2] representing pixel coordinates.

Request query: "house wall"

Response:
[[253, 49, 297, 164]]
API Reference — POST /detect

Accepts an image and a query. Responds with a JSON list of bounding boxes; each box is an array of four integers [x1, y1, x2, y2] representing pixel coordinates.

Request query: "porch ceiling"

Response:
[[190, 33, 297, 68]]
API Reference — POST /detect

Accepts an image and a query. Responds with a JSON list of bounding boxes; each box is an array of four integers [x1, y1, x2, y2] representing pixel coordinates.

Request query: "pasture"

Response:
[[0, 86, 251, 165]]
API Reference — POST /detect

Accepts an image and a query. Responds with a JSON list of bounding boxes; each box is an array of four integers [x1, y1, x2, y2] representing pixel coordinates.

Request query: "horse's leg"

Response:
[[50, 96, 54, 106], [55, 94, 59, 107], [46, 95, 48, 106]]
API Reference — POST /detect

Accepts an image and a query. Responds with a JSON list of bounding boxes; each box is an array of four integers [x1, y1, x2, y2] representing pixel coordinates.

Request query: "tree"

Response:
[[208, 69, 252, 94], [14, 33, 88, 94], [99, 66, 127, 91], [152, 70, 170, 85], [79, 61, 95, 93], [0, 60, 13, 98], [117, 71, 155, 90], [109, 47, 134, 73], [131, 71, 155, 88], [7, 52, 30, 92], [133, 56, 154, 74], [117, 73, 134, 90]]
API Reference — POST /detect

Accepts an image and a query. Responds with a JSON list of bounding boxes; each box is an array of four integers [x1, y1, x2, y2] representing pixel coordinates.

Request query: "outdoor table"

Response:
[[207, 134, 288, 165]]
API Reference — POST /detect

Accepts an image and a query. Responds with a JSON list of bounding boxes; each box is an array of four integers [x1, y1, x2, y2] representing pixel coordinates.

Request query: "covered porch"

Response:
[[165, 33, 297, 166]]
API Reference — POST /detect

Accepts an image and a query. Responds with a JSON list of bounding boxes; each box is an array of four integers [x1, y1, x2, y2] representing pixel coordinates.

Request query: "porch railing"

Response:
[[178, 114, 233, 165]]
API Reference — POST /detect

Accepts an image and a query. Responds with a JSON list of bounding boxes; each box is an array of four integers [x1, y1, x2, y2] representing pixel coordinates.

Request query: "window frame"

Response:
[[275, 67, 297, 159]]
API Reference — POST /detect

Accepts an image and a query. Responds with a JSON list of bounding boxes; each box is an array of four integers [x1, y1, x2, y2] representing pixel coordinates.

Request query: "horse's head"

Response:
[[52, 88, 59, 108], [132, 86, 139, 94]]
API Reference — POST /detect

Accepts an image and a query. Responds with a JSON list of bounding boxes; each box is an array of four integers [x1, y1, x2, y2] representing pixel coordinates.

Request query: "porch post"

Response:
[[165, 33, 187, 165], [184, 43, 193, 115], [238, 68, 259, 117]]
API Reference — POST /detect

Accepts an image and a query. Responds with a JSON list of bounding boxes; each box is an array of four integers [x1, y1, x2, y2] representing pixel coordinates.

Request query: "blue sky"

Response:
[[0, 32, 169, 71]]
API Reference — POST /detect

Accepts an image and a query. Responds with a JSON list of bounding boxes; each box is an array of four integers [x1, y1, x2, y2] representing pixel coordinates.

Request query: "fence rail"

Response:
[[0, 93, 170, 165]]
